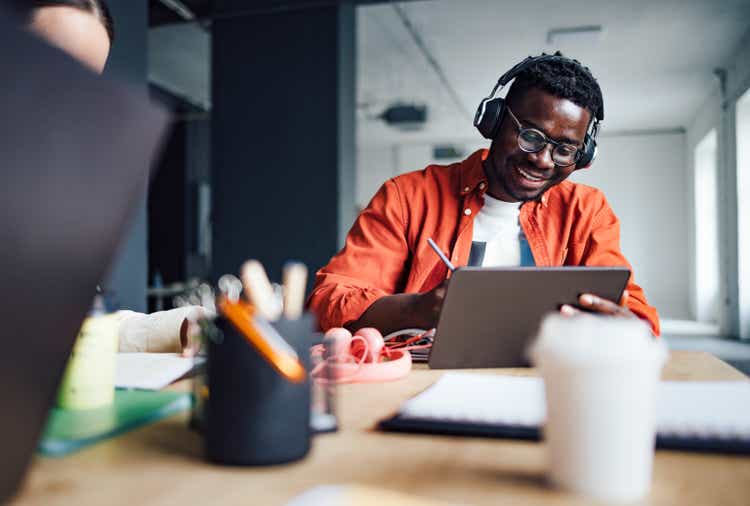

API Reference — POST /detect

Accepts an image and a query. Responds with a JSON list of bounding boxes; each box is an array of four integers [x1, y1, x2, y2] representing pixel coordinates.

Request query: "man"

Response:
[[308, 53, 659, 336]]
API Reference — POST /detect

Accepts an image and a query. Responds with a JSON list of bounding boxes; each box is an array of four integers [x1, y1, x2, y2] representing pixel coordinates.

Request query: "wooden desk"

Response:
[[11, 351, 750, 506]]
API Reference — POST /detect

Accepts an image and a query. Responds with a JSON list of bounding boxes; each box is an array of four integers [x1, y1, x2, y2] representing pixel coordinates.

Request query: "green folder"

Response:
[[39, 389, 192, 457]]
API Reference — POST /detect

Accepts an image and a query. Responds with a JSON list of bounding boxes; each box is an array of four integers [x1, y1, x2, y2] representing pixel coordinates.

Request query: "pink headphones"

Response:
[[311, 327, 413, 383]]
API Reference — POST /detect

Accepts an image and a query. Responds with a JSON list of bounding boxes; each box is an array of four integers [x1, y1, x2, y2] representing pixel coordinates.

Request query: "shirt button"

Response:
[[464, 208, 472, 216], [479, 182, 486, 190], [463, 186, 470, 193]]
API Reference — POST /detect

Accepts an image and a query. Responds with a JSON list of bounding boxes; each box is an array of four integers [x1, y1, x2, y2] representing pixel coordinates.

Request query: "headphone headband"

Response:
[[474, 53, 604, 169], [485, 54, 604, 122]]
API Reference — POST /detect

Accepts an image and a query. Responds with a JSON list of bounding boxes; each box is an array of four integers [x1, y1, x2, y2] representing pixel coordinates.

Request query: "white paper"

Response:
[[399, 372, 750, 440], [115, 353, 204, 390]]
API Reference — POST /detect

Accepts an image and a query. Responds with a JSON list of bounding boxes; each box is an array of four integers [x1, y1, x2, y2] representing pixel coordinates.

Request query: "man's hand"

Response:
[[560, 290, 637, 318], [411, 279, 449, 329], [347, 279, 449, 335], [179, 312, 205, 358]]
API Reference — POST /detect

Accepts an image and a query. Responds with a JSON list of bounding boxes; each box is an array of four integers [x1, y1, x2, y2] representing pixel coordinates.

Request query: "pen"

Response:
[[240, 259, 282, 321], [217, 296, 306, 383], [427, 237, 456, 272], [282, 261, 308, 320]]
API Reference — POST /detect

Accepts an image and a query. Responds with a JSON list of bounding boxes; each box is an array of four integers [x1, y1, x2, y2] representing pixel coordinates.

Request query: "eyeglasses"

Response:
[[505, 106, 582, 167]]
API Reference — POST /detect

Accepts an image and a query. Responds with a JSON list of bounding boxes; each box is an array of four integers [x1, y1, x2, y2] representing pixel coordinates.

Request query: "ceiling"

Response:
[[145, 0, 750, 144], [357, 0, 750, 145], [149, 22, 210, 110], [149, 0, 211, 26]]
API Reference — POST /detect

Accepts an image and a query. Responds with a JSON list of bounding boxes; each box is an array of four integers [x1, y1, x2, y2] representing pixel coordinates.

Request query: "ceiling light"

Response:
[[546, 25, 604, 45]]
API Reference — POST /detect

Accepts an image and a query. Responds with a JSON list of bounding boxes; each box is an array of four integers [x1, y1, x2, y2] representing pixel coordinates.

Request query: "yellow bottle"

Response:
[[56, 309, 119, 410]]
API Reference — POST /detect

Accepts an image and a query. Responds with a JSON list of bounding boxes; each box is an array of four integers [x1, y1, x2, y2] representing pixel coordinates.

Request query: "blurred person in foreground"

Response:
[[13, 0, 204, 354]]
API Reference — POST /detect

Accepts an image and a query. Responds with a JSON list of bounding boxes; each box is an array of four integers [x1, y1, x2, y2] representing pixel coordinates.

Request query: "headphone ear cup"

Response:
[[577, 134, 597, 169], [474, 97, 506, 140], [353, 328, 384, 363], [323, 328, 352, 357]]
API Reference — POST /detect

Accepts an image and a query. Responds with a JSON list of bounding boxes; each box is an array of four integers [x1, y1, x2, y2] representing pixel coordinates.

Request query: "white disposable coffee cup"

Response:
[[529, 313, 668, 504]]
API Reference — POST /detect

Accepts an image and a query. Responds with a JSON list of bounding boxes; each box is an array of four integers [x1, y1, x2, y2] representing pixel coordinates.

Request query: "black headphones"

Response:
[[473, 54, 604, 169]]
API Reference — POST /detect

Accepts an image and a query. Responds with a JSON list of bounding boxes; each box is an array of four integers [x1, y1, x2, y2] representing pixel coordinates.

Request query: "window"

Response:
[[736, 89, 750, 339], [694, 129, 720, 324]]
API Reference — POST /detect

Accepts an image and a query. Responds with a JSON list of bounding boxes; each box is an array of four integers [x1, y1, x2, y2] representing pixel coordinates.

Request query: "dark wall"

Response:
[[212, 2, 355, 287], [147, 113, 211, 311], [101, 0, 150, 312], [148, 122, 187, 292]]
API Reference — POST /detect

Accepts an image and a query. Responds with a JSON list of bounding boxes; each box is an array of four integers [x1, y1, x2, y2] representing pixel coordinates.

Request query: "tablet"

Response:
[[428, 267, 630, 369]]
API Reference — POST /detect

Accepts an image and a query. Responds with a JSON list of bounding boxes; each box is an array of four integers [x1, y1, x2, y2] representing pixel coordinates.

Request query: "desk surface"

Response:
[[11, 351, 750, 506]]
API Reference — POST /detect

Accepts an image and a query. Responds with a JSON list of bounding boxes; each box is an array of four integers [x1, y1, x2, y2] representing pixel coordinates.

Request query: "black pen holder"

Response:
[[205, 313, 314, 466]]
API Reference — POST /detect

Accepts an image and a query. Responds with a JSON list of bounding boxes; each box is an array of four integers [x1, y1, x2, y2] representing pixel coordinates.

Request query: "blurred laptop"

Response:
[[0, 11, 169, 501]]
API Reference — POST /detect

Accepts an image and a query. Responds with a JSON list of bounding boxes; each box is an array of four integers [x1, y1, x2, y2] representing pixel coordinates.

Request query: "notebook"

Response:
[[379, 373, 750, 454], [115, 353, 206, 390], [39, 390, 191, 457]]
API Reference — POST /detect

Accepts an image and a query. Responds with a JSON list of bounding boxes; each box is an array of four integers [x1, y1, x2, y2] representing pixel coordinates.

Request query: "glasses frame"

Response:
[[505, 106, 582, 167]]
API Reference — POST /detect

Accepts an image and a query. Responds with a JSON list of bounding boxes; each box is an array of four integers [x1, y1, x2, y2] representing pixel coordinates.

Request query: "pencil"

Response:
[[240, 259, 282, 321], [282, 261, 308, 320]]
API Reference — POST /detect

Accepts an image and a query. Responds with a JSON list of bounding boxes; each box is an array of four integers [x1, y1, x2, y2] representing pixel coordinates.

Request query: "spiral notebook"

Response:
[[379, 373, 750, 454]]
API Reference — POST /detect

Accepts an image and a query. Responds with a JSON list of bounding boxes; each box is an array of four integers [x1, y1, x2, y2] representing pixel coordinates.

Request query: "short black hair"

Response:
[[506, 51, 603, 121], [12, 0, 114, 43]]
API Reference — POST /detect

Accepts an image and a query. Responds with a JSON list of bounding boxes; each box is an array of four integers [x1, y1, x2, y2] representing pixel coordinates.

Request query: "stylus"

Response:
[[427, 237, 456, 272]]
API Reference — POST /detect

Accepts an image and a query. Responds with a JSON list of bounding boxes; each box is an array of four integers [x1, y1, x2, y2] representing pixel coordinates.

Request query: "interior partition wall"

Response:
[[101, 0, 150, 312], [211, 1, 356, 290]]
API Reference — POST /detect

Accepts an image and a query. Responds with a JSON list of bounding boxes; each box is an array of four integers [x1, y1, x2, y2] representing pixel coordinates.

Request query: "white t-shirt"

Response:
[[470, 194, 522, 267]]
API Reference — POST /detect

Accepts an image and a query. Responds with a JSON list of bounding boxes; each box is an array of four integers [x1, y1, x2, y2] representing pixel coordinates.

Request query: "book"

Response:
[[379, 372, 750, 454]]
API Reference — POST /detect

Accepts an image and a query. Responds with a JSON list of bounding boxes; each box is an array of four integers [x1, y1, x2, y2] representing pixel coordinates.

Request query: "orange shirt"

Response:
[[308, 149, 660, 335]]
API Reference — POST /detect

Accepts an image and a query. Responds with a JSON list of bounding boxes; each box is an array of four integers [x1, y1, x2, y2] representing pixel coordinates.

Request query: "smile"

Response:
[[517, 167, 548, 183]]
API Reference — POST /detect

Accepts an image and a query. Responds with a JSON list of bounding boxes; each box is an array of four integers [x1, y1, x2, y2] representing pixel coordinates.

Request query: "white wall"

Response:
[[571, 133, 690, 320], [356, 139, 487, 209], [356, 132, 691, 320]]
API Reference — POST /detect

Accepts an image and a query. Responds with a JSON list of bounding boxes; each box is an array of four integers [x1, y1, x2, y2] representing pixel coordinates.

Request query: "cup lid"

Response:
[[528, 313, 667, 369]]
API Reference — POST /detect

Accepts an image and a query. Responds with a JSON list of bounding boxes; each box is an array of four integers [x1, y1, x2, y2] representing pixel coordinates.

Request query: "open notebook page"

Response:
[[115, 353, 205, 390], [397, 373, 750, 440]]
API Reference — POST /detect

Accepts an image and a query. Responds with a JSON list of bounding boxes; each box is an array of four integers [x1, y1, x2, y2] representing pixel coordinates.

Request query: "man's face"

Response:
[[483, 87, 592, 202]]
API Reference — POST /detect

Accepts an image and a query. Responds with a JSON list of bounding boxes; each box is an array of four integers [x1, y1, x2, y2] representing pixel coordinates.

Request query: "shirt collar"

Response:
[[459, 149, 489, 196], [460, 148, 550, 207]]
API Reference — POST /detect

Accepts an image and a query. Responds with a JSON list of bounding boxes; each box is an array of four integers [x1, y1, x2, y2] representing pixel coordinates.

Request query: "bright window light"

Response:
[[736, 88, 750, 339], [694, 129, 719, 324]]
